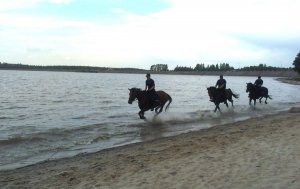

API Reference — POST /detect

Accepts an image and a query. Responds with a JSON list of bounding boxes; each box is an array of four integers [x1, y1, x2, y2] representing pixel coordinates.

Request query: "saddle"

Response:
[[254, 86, 262, 97], [147, 91, 159, 110], [215, 89, 226, 102]]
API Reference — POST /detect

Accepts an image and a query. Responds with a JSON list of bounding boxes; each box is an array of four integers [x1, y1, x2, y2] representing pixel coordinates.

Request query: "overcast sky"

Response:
[[0, 0, 299, 69]]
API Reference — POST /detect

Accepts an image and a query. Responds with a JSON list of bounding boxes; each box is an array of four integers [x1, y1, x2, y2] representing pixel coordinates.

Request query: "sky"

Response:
[[0, 0, 299, 69]]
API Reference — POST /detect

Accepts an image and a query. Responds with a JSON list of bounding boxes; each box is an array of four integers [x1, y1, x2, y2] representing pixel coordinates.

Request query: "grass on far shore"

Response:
[[293, 76, 300, 81]]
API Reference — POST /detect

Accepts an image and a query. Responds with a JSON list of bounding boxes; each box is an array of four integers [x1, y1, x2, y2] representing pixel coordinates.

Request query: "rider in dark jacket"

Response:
[[145, 73, 158, 110], [254, 76, 263, 96], [215, 75, 226, 101], [254, 76, 263, 87]]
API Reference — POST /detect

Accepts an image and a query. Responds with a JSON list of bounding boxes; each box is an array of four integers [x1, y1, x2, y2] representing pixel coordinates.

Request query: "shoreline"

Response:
[[276, 77, 300, 85], [1, 108, 300, 188], [1, 68, 297, 77]]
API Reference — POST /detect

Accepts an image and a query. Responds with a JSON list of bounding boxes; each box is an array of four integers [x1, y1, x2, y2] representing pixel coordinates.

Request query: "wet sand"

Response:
[[1, 107, 300, 189]]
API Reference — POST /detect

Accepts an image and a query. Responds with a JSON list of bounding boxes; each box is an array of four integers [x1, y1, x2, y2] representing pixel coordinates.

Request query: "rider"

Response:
[[145, 73, 158, 110], [254, 75, 263, 96], [215, 75, 226, 101], [254, 75, 263, 87]]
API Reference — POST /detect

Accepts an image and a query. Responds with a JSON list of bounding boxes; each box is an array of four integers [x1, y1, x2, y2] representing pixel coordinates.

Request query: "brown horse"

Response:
[[128, 88, 172, 119], [207, 86, 239, 112], [246, 83, 272, 106]]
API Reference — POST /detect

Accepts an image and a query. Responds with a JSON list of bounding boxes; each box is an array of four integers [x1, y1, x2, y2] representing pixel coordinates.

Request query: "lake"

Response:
[[1, 70, 300, 170]]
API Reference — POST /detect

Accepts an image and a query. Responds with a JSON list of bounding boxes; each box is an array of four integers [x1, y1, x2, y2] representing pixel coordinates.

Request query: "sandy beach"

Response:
[[1, 106, 300, 189]]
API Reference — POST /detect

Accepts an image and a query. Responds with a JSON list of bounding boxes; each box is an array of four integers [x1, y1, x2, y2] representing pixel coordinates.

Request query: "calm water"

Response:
[[1, 70, 300, 170]]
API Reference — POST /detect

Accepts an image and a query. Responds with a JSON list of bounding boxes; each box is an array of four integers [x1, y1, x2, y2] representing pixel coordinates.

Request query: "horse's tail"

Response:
[[228, 89, 239, 99], [165, 94, 172, 111], [268, 95, 272, 100]]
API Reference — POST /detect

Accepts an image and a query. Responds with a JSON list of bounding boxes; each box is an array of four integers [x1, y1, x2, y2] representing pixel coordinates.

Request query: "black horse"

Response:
[[128, 88, 172, 119], [207, 87, 239, 112], [246, 83, 272, 106]]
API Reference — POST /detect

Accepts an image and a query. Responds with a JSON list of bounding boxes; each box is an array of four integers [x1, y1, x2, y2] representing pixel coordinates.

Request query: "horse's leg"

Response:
[[265, 97, 268, 104], [249, 98, 252, 106], [158, 103, 165, 113], [259, 97, 263, 104], [214, 104, 218, 112], [218, 104, 222, 113], [230, 99, 234, 107], [214, 102, 221, 113], [155, 106, 163, 115], [138, 111, 146, 119], [225, 100, 229, 108]]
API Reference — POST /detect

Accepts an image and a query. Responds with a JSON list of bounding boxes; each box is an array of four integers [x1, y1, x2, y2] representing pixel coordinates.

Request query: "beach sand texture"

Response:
[[1, 107, 300, 189]]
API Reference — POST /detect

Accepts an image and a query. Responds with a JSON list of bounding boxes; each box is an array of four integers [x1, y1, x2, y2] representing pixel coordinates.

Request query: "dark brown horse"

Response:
[[246, 83, 272, 106], [207, 86, 239, 112], [128, 88, 172, 119]]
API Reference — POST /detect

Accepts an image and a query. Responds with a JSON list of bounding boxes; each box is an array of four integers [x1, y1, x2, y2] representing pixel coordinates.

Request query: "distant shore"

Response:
[[0, 68, 297, 77], [154, 70, 298, 77], [276, 77, 300, 85]]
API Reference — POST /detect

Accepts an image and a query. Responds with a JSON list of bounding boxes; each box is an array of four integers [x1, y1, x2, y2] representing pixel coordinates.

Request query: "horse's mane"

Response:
[[131, 88, 142, 92], [207, 86, 216, 91]]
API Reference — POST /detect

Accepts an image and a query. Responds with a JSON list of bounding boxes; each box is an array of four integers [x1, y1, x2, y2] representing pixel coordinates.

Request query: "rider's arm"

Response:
[[147, 80, 155, 91], [148, 85, 155, 91]]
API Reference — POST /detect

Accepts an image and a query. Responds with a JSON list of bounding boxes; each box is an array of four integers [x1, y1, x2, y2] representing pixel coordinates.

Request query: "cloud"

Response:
[[0, 0, 73, 11], [0, 0, 299, 68], [47, 0, 72, 4]]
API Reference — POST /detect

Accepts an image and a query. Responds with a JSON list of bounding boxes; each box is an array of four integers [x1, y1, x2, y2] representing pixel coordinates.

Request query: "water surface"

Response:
[[1, 70, 300, 170]]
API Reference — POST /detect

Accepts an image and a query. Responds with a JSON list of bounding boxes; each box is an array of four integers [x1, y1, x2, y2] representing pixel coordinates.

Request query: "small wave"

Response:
[[91, 134, 111, 143], [0, 116, 13, 120], [3, 106, 28, 110], [102, 100, 113, 104], [0, 136, 44, 145], [52, 100, 64, 103], [72, 116, 89, 120]]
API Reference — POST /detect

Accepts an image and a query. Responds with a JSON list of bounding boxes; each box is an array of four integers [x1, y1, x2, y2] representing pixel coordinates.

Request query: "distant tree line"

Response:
[[150, 64, 168, 72], [293, 51, 300, 74], [150, 63, 293, 72], [237, 64, 292, 71], [194, 63, 234, 71], [173, 63, 234, 72], [0, 62, 146, 73], [174, 66, 194, 71]]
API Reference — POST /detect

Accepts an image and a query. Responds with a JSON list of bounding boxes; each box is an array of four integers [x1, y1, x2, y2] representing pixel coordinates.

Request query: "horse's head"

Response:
[[207, 86, 216, 101], [128, 88, 141, 104], [246, 83, 254, 93]]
